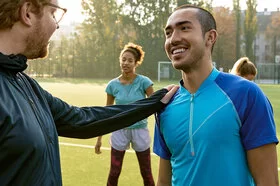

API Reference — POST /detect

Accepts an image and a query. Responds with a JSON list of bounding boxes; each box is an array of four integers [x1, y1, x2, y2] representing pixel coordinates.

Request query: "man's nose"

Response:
[[170, 30, 181, 45]]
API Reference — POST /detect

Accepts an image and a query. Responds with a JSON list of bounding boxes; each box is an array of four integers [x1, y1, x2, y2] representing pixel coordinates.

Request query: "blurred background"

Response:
[[27, 0, 280, 84]]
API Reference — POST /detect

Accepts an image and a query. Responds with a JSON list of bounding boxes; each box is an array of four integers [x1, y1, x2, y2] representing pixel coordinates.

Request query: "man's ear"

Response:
[[19, 2, 34, 26], [205, 29, 218, 48]]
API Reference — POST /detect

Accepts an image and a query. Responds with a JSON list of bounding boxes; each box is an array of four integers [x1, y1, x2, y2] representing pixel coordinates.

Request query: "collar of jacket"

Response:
[[0, 52, 28, 72]]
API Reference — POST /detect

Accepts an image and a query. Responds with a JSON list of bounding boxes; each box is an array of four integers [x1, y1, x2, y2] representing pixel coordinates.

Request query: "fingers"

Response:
[[160, 84, 179, 104], [95, 143, 102, 154], [95, 147, 102, 154], [162, 84, 177, 91]]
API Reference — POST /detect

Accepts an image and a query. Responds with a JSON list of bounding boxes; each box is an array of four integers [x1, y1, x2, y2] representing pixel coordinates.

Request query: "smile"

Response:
[[172, 48, 186, 54]]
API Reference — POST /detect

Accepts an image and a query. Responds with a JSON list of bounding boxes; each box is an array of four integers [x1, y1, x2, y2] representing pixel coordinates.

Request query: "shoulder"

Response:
[[105, 78, 121, 93], [215, 72, 268, 109], [215, 72, 259, 93], [107, 77, 120, 86], [137, 74, 153, 83]]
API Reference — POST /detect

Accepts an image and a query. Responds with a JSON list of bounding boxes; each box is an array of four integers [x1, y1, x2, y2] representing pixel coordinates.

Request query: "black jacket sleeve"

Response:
[[55, 88, 168, 138]]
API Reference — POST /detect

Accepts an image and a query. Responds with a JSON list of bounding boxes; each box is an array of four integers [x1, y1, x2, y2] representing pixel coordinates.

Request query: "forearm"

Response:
[[255, 179, 279, 186], [97, 136, 102, 142], [247, 143, 279, 186], [157, 158, 172, 186], [56, 88, 168, 138]]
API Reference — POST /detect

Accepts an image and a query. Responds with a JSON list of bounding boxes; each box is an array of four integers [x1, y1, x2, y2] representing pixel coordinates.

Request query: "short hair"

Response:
[[173, 4, 217, 36], [230, 57, 257, 77], [0, 0, 50, 29], [119, 42, 145, 66]]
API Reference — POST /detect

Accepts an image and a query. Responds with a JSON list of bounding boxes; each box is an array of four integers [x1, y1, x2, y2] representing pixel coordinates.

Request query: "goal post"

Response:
[[158, 61, 172, 82], [157, 61, 182, 82], [157, 61, 221, 82]]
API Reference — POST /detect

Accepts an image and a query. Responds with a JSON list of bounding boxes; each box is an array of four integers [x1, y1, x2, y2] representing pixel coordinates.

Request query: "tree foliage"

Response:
[[244, 0, 257, 61], [212, 7, 236, 71], [28, 0, 277, 79], [233, 0, 241, 60], [266, 12, 280, 60]]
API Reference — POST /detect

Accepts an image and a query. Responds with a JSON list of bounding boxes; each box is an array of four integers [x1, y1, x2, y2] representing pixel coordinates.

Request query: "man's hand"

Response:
[[160, 84, 179, 104]]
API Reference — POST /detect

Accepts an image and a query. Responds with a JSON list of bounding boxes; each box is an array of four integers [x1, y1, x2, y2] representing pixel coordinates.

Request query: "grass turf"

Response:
[[38, 79, 280, 186]]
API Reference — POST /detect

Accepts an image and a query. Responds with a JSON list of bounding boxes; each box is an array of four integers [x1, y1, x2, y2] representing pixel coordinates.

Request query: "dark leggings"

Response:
[[107, 147, 155, 186]]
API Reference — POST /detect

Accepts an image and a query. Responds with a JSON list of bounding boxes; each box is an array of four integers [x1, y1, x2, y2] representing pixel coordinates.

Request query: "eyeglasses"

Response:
[[44, 3, 67, 25]]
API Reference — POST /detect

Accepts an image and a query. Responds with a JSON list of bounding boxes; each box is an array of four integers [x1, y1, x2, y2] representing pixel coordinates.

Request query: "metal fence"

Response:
[[255, 63, 280, 84]]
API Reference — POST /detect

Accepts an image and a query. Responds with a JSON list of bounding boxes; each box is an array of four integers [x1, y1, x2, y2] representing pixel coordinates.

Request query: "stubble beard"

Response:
[[171, 51, 204, 73], [24, 23, 49, 60]]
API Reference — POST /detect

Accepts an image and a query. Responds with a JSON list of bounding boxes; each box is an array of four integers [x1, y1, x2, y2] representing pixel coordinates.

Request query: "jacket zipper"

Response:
[[17, 74, 57, 182], [189, 94, 195, 156]]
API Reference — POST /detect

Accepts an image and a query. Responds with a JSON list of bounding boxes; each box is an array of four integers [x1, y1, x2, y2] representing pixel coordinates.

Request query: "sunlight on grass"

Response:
[[38, 79, 280, 185]]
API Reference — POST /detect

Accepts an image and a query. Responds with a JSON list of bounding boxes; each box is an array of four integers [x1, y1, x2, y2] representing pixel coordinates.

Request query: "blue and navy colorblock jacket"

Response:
[[154, 68, 278, 186]]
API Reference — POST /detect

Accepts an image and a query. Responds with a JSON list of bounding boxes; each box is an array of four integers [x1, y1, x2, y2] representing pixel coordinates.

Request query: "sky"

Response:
[[58, 0, 280, 25]]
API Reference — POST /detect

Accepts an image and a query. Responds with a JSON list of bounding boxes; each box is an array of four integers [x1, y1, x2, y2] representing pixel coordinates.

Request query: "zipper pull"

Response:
[[190, 94, 194, 102]]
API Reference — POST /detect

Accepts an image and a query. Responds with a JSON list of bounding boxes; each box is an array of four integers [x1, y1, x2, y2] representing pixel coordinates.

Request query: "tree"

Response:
[[266, 11, 280, 61], [233, 0, 241, 60], [176, 0, 209, 7], [45, 0, 215, 79], [114, 0, 178, 78], [177, 0, 191, 6], [79, 0, 122, 78], [212, 7, 236, 71], [244, 0, 257, 61]]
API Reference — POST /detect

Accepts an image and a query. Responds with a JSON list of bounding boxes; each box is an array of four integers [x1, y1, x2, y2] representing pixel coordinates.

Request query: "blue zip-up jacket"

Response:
[[0, 53, 167, 186]]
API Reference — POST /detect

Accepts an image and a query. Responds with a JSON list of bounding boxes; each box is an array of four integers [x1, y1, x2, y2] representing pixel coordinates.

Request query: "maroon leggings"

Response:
[[107, 147, 155, 186]]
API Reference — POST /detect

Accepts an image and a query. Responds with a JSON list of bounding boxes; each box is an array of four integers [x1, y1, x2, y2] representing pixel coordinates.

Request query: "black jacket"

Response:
[[0, 53, 167, 186]]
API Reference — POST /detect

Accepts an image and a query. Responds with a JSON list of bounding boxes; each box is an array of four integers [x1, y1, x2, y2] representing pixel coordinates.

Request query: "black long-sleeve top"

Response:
[[0, 53, 167, 186]]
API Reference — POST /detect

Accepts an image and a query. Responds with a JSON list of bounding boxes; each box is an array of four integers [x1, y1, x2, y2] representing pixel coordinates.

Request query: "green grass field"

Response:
[[38, 79, 280, 186]]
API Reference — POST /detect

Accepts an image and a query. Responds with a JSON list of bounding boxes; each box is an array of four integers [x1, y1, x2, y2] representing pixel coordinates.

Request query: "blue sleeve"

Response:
[[141, 75, 153, 90], [240, 85, 278, 150], [215, 73, 278, 150], [105, 79, 114, 95], [153, 114, 172, 160]]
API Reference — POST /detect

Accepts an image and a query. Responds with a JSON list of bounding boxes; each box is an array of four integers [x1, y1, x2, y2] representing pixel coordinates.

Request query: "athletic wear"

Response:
[[107, 75, 152, 151], [153, 68, 278, 186], [0, 53, 167, 186], [135, 148, 155, 186], [110, 128, 151, 151], [106, 74, 155, 185], [107, 147, 126, 186], [106, 75, 153, 129]]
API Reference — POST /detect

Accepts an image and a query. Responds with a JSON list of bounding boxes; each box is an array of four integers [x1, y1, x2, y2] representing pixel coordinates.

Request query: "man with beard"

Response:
[[0, 0, 178, 185], [153, 4, 278, 186]]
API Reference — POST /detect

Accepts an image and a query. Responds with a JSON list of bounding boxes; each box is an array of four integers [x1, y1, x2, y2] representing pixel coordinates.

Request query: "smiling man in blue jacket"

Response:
[[0, 0, 178, 185]]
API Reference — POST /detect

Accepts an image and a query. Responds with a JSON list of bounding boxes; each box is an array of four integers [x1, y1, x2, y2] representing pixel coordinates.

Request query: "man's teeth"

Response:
[[173, 48, 186, 54]]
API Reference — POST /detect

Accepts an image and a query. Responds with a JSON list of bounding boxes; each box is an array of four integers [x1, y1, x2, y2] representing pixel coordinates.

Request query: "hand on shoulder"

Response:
[[160, 84, 179, 104]]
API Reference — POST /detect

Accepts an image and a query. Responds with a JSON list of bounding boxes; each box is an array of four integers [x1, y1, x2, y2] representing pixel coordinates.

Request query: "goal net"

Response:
[[158, 61, 280, 84], [255, 63, 280, 84], [157, 61, 181, 82]]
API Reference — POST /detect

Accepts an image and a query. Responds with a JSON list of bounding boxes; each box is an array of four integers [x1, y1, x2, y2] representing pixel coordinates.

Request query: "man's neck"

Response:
[[181, 63, 213, 94], [0, 25, 25, 55]]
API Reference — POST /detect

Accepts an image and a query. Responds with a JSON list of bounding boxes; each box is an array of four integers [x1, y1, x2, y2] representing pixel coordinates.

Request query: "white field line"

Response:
[[59, 142, 157, 156], [59, 142, 280, 171]]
